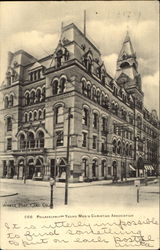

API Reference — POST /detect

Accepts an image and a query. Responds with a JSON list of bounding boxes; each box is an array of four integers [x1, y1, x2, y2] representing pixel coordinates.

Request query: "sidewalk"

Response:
[[0, 176, 157, 188]]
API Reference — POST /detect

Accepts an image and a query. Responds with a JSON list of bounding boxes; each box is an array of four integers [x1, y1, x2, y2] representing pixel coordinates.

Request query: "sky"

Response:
[[0, 1, 159, 114]]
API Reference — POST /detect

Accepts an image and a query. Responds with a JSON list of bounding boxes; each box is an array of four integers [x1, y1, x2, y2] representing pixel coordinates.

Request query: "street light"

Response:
[[49, 177, 55, 209]]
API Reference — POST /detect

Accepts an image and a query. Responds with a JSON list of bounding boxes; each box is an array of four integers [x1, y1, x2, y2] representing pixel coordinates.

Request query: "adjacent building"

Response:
[[0, 23, 159, 182]]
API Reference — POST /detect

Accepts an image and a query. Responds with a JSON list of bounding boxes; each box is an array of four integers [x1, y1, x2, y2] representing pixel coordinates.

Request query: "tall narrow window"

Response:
[[59, 78, 66, 93], [10, 95, 14, 107], [37, 131, 44, 148], [82, 108, 88, 126], [30, 91, 35, 105], [112, 139, 117, 154], [7, 138, 12, 150], [25, 93, 30, 106], [41, 87, 45, 101], [52, 80, 59, 95], [93, 135, 97, 149], [36, 89, 41, 103], [7, 117, 12, 131], [19, 134, 25, 149], [102, 117, 107, 132], [82, 159, 88, 177], [82, 132, 87, 147], [56, 131, 63, 146], [5, 96, 9, 108], [55, 106, 63, 124], [93, 113, 98, 129]]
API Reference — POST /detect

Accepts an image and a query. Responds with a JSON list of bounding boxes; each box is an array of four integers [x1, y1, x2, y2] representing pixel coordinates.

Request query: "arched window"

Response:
[[55, 106, 63, 124], [82, 79, 87, 96], [52, 80, 59, 95], [82, 158, 88, 177], [29, 112, 32, 121], [38, 110, 42, 120], [82, 108, 88, 126], [41, 87, 45, 101], [27, 132, 35, 148], [87, 83, 91, 98], [10, 95, 14, 106], [92, 159, 97, 177], [19, 134, 25, 149], [37, 131, 44, 148], [24, 113, 28, 122], [7, 117, 12, 131], [97, 90, 100, 104], [25, 92, 30, 106], [101, 160, 106, 177], [92, 87, 97, 102], [87, 56, 92, 73], [5, 96, 9, 108], [117, 141, 121, 155], [36, 89, 41, 103], [112, 139, 117, 154], [33, 111, 37, 121], [30, 90, 35, 105], [59, 77, 66, 93], [93, 112, 98, 129]]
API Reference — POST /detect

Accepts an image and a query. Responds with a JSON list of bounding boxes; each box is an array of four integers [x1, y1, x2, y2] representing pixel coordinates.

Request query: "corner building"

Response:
[[0, 23, 159, 182]]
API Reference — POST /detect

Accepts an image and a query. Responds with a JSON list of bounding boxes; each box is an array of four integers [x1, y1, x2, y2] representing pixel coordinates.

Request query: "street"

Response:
[[0, 179, 159, 210]]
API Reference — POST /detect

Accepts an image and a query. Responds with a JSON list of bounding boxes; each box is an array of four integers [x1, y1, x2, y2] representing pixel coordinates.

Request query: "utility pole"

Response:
[[64, 108, 73, 205]]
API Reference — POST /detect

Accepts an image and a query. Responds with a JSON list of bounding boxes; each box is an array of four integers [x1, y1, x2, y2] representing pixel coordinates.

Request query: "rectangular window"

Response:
[[56, 131, 63, 146], [7, 138, 12, 150], [93, 135, 97, 149], [82, 132, 87, 147], [7, 117, 12, 131]]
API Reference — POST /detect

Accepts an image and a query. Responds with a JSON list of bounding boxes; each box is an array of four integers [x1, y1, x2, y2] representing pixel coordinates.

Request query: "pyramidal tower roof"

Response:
[[118, 31, 135, 61]]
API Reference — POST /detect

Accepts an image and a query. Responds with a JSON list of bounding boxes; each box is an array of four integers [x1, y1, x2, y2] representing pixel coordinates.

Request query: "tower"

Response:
[[116, 31, 144, 110]]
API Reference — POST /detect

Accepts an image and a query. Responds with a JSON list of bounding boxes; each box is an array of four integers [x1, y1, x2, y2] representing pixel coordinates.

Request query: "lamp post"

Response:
[[49, 177, 55, 209]]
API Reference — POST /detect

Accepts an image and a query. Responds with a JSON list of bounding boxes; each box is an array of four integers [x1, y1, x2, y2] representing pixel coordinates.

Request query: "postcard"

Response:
[[0, 1, 159, 249]]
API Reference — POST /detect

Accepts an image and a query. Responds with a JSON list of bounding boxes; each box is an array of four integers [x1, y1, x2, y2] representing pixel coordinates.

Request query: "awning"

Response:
[[144, 165, 154, 171], [129, 164, 136, 171]]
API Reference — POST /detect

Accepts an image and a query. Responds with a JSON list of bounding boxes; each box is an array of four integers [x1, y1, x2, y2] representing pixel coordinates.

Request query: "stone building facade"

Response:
[[0, 23, 159, 182]]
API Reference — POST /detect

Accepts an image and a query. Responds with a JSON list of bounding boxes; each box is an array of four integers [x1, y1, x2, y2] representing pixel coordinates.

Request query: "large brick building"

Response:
[[0, 23, 159, 182]]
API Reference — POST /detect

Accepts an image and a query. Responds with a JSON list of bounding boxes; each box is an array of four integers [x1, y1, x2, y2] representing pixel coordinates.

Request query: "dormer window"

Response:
[[29, 69, 43, 82]]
